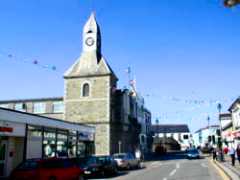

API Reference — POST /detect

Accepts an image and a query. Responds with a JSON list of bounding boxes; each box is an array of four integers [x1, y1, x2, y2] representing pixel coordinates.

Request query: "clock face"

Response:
[[85, 37, 95, 46]]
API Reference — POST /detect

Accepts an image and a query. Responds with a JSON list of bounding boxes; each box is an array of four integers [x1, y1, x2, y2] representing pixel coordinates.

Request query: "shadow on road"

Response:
[[144, 151, 205, 162], [87, 166, 146, 179]]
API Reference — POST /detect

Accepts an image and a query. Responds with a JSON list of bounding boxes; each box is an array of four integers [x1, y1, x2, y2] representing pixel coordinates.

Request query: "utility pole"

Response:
[[217, 103, 224, 161], [207, 116, 210, 129]]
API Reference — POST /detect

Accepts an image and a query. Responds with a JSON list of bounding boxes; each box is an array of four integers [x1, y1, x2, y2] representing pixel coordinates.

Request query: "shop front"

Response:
[[0, 108, 95, 178]]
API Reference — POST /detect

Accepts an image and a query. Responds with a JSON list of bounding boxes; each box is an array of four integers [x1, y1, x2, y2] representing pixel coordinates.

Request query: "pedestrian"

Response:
[[223, 146, 229, 154], [135, 148, 141, 161], [212, 148, 217, 161], [236, 144, 240, 165], [229, 146, 236, 166]]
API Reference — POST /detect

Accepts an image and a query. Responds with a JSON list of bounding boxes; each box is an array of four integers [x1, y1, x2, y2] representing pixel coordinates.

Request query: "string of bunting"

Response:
[[0, 51, 57, 71], [144, 93, 235, 106]]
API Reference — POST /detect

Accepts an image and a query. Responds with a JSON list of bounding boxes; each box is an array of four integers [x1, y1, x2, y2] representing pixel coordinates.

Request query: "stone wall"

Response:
[[64, 75, 112, 155]]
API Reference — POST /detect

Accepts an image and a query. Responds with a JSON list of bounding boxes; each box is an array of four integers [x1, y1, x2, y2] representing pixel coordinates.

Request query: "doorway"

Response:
[[0, 139, 7, 177]]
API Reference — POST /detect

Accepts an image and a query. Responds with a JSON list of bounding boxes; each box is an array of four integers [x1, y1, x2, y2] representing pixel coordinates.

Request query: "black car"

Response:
[[96, 155, 118, 176], [74, 155, 118, 178]]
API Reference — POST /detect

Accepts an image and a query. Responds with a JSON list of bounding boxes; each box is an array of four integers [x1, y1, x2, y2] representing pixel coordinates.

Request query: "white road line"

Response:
[[169, 169, 177, 176], [176, 163, 180, 169], [163, 178, 167, 180], [201, 163, 208, 168], [150, 162, 160, 166]]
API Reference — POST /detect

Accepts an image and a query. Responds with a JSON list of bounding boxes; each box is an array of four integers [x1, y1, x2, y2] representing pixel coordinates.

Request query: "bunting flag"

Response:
[[143, 93, 236, 106], [0, 51, 58, 71]]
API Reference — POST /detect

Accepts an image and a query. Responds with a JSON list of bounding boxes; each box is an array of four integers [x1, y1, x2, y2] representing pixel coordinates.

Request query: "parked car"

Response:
[[186, 148, 200, 159], [9, 158, 85, 180], [74, 156, 102, 178], [74, 155, 118, 178], [96, 155, 118, 176], [113, 153, 140, 170]]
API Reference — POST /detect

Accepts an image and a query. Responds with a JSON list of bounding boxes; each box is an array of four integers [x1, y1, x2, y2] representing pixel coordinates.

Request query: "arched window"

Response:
[[82, 83, 90, 97]]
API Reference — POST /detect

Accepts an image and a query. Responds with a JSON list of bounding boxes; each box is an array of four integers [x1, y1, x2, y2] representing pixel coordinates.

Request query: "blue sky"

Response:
[[0, 0, 239, 132]]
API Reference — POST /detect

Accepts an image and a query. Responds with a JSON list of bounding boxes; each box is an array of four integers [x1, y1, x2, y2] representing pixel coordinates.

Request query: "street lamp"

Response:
[[217, 103, 224, 161], [155, 118, 159, 137], [207, 116, 210, 129]]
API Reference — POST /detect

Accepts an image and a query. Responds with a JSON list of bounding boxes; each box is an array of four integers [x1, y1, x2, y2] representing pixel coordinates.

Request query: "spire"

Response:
[[64, 12, 117, 80], [83, 12, 99, 34]]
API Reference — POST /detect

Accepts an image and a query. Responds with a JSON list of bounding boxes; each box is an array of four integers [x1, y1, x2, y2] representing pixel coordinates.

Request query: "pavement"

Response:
[[89, 152, 223, 180]]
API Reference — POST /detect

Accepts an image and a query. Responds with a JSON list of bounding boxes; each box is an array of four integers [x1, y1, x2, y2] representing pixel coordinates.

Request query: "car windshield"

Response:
[[18, 160, 38, 170], [113, 154, 126, 159], [189, 149, 198, 153]]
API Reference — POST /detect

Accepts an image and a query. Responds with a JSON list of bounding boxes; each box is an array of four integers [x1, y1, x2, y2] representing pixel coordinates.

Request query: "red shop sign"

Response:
[[0, 126, 13, 133]]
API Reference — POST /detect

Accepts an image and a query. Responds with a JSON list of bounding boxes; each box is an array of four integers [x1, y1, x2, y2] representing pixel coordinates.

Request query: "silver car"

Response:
[[113, 153, 140, 169]]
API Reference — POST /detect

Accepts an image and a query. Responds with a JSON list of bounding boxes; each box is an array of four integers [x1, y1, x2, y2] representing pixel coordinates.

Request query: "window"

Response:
[[15, 103, 26, 112], [33, 102, 46, 114], [183, 134, 189, 139], [53, 101, 64, 113], [0, 104, 8, 108], [82, 83, 90, 97]]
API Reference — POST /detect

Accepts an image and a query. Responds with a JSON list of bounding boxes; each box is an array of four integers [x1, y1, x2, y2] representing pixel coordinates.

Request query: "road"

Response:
[[90, 152, 223, 180]]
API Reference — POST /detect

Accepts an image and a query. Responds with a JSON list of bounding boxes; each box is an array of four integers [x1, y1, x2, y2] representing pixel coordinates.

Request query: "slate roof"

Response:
[[151, 124, 190, 133], [0, 97, 63, 104], [228, 97, 240, 111], [194, 125, 219, 133]]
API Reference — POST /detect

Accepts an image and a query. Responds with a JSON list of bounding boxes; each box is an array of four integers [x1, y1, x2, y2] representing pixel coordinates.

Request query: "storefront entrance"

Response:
[[0, 139, 7, 177]]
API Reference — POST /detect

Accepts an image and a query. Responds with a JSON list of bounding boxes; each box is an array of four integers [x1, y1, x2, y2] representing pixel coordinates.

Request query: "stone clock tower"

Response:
[[64, 13, 118, 155]]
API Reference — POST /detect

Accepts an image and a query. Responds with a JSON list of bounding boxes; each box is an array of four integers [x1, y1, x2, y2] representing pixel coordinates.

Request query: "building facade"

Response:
[[193, 125, 219, 148], [0, 107, 95, 177], [228, 97, 240, 148], [151, 124, 191, 151], [220, 113, 233, 147]]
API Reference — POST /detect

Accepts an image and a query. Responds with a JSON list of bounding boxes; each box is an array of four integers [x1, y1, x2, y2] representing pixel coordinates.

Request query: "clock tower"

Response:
[[64, 13, 118, 155], [83, 13, 101, 56]]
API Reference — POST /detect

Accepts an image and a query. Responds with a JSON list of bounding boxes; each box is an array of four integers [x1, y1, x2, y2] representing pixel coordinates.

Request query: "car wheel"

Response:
[[78, 175, 85, 180], [137, 162, 141, 169], [101, 170, 105, 177], [127, 164, 131, 170], [49, 177, 56, 180], [113, 166, 118, 175]]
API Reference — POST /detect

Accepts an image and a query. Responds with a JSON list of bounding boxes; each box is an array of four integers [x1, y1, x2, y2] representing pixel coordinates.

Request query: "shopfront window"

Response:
[[77, 142, 86, 157], [43, 129, 56, 158], [68, 131, 77, 158], [27, 126, 42, 159], [56, 130, 68, 157]]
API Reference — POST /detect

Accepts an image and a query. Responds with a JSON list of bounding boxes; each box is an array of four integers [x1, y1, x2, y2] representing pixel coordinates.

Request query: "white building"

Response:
[[152, 124, 191, 151], [193, 125, 219, 148], [0, 107, 95, 177], [228, 97, 240, 148]]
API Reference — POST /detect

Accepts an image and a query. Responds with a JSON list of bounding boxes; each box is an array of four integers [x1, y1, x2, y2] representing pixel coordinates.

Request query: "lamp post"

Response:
[[207, 116, 210, 129], [156, 118, 159, 137], [217, 103, 224, 161]]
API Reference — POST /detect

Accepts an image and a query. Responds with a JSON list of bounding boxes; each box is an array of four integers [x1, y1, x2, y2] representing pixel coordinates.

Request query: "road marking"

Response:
[[169, 169, 177, 176], [150, 162, 160, 166], [176, 163, 180, 169], [149, 161, 162, 169], [163, 178, 167, 180], [209, 159, 229, 180], [201, 163, 208, 168]]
